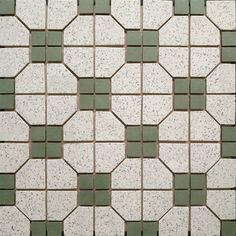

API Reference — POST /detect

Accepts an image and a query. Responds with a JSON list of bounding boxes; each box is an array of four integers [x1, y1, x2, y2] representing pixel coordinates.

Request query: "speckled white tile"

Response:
[[159, 16, 188, 46], [160, 143, 189, 173], [64, 143, 94, 173], [47, 191, 77, 220], [143, 191, 172, 221], [159, 207, 189, 236], [0, 207, 30, 236], [112, 159, 141, 189], [16, 191, 45, 220], [112, 190, 141, 221]]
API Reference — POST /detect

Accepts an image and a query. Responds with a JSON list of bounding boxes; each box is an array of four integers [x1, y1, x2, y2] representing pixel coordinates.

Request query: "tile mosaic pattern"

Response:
[[0, 0, 235, 235]]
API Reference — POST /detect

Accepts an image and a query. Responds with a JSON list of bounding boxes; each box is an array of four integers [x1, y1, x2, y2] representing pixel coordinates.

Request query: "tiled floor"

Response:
[[0, 0, 235, 235]]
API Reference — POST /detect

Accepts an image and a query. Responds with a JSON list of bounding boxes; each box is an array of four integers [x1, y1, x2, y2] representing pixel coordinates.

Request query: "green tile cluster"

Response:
[[79, 173, 110, 206], [174, 78, 206, 110], [221, 221, 236, 236], [0, 78, 15, 110], [31, 221, 62, 236], [127, 222, 157, 236], [174, 0, 204, 15], [31, 30, 62, 62], [31, 126, 62, 159], [0, 0, 15, 15], [174, 174, 206, 206], [79, 0, 110, 14], [221, 31, 236, 63], [127, 30, 158, 63], [127, 126, 157, 158], [79, 78, 110, 110], [0, 174, 15, 206], [221, 126, 236, 158]]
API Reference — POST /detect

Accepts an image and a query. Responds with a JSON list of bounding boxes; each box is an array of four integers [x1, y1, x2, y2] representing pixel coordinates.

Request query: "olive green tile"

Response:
[[31, 143, 46, 158], [143, 126, 157, 141], [0, 0, 15, 15], [95, 0, 110, 14], [191, 79, 205, 94], [47, 31, 62, 46], [31, 47, 46, 62], [47, 47, 62, 62], [222, 142, 236, 157], [190, 0, 204, 15], [174, 95, 189, 110], [127, 126, 141, 141], [222, 31, 236, 46], [95, 190, 110, 206], [175, 190, 189, 206], [80, 94, 94, 110], [175, 0, 189, 15], [31, 222, 46, 236], [222, 47, 236, 62], [222, 221, 236, 236], [127, 222, 141, 236], [31, 31, 46, 46], [191, 190, 205, 206], [80, 79, 94, 94], [175, 174, 189, 189], [79, 0, 94, 14], [31, 126, 46, 141], [174, 79, 189, 94], [0, 174, 14, 189], [222, 126, 236, 142], [191, 174, 205, 189], [143, 142, 156, 158], [79, 174, 93, 190], [95, 174, 110, 190], [95, 95, 109, 110], [0, 94, 14, 110], [127, 47, 142, 62], [47, 222, 62, 236], [143, 222, 157, 236], [143, 31, 158, 46], [47, 126, 62, 142], [95, 79, 110, 94], [47, 143, 61, 159], [143, 46, 157, 62], [0, 79, 14, 93], [190, 95, 205, 110], [0, 190, 15, 205], [127, 142, 141, 157], [127, 31, 142, 46], [79, 190, 93, 206]]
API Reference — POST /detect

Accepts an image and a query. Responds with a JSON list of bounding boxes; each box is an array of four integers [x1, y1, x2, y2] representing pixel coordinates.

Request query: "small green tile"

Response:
[[174, 95, 189, 110], [222, 31, 236, 46], [222, 142, 236, 157], [95, 0, 110, 14], [0, 94, 14, 110], [127, 126, 141, 141], [191, 190, 205, 205], [79, 174, 93, 190], [190, 0, 204, 15], [174, 79, 189, 94], [79, 190, 93, 206], [143, 126, 157, 141], [0, 190, 15, 205], [191, 79, 205, 94], [222, 47, 236, 62], [143, 142, 156, 158], [190, 95, 205, 110], [31, 31, 46, 46], [79, 0, 94, 14], [95, 95, 109, 110], [31, 126, 46, 141], [31, 47, 46, 62], [31, 143, 46, 158], [175, 174, 189, 189], [31, 222, 46, 236], [127, 47, 142, 62], [0, 174, 14, 189], [175, 190, 189, 206], [127, 222, 141, 236], [80, 94, 94, 110], [47, 31, 62, 46], [47, 126, 62, 142], [47, 143, 61, 158], [80, 79, 94, 94], [47, 222, 62, 236], [127, 31, 142, 46], [191, 174, 205, 189], [0, 79, 14, 93], [95, 190, 110, 206], [143, 46, 157, 62], [143, 222, 157, 236], [127, 142, 141, 157], [0, 0, 15, 15], [47, 47, 62, 62], [222, 221, 236, 236], [95, 79, 110, 94], [143, 31, 158, 46], [95, 174, 110, 190], [175, 0, 189, 15], [222, 126, 236, 142]]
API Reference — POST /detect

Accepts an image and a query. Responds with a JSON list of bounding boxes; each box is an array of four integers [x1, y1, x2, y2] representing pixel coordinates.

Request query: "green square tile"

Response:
[[191, 190, 205, 205], [222, 47, 236, 62], [80, 79, 94, 94], [95, 95, 110, 110], [79, 174, 93, 190], [175, 190, 189, 206], [79, 190, 93, 206], [127, 31, 142, 46], [47, 47, 62, 62], [47, 143, 61, 158], [143, 142, 156, 158], [175, 0, 189, 15], [47, 31, 62, 46], [190, 0, 204, 15], [0, 79, 14, 93], [0, 0, 15, 15], [95, 0, 110, 14], [31, 143, 46, 158], [143, 31, 158, 46], [222, 32, 236, 46], [127, 222, 141, 236], [191, 174, 205, 189], [0, 174, 14, 189], [95, 174, 110, 190], [174, 95, 189, 110], [127, 47, 142, 62], [95, 79, 110, 94], [143, 47, 157, 62], [175, 174, 189, 189], [95, 190, 110, 206], [190, 95, 205, 110], [127, 126, 141, 141], [143, 222, 157, 236], [0, 190, 15, 205], [47, 126, 62, 142], [31, 47, 46, 62], [222, 126, 236, 142], [191, 79, 205, 94], [31, 31, 46, 46], [0, 94, 14, 110], [222, 142, 236, 157], [31, 126, 46, 142], [127, 142, 141, 157], [47, 222, 62, 236], [31, 222, 46, 236], [222, 221, 236, 236], [174, 79, 189, 94], [143, 126, 157, 141], [79, 0, 94, 14], [80, 94, 94, 110]]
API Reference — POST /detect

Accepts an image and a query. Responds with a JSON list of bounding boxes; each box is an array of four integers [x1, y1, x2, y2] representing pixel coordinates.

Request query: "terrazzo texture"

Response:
[[0, 0, 235, 235]]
